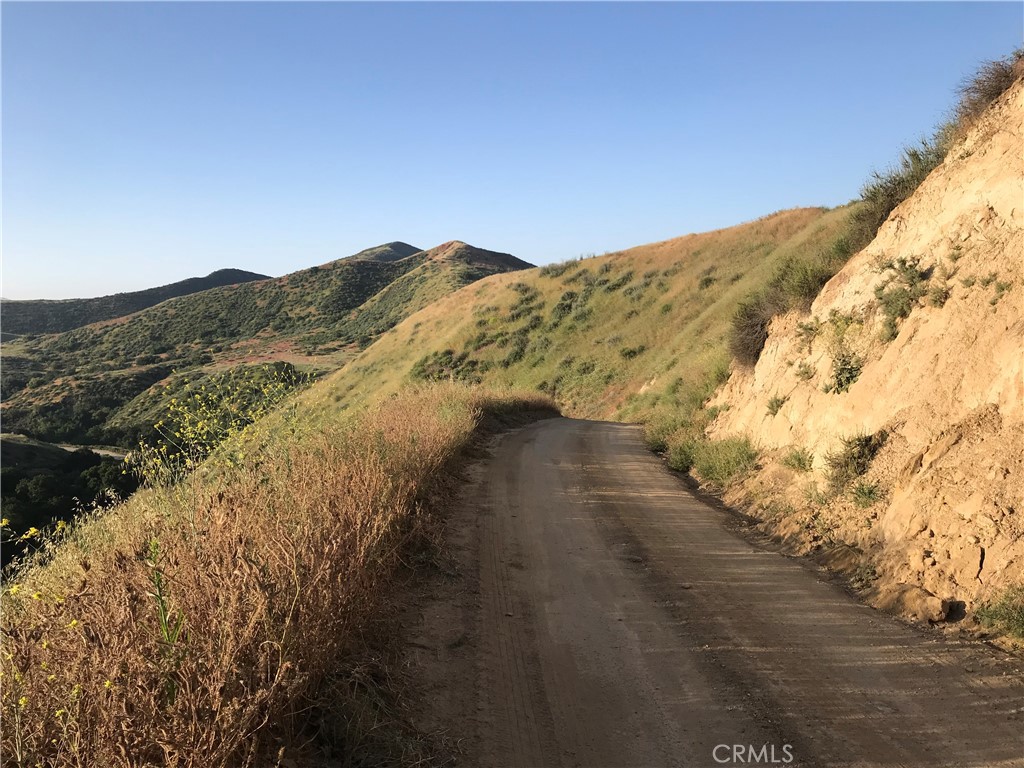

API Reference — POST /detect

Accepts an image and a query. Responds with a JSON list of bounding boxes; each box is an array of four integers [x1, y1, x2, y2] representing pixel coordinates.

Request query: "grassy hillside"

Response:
[[1, 384, 555, 765], [1, 241, 532, 444], [343, 240, 422, 262], [307, 207, 855, 424], [0, 268, 270, 338]]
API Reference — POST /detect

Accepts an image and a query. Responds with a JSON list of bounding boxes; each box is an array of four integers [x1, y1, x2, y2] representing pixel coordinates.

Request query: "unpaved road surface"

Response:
[[404, 419, 1024, 767]]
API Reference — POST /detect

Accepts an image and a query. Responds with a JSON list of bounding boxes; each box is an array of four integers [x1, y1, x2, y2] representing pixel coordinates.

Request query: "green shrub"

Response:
[[828, 348, 863, 393], [619, 345, 647, 360], [667, 438, 698, 473], [849, 137, 949, 248], [796, 361, 815, 381], [796, 319, 820, 350], [644, 415, 682, 453], [766, 395, 788, 416], [991, 280, 1013, 305], [692, 438, 758, 488], [698, 275, 717, 290], [539, 260, 575, 278], [960, 275, 976, 288], [850, 481, 882, 508], [954, 49, 1024, 128], [604, 271, 635, 292], [979, 272, 998, 287], [729, 238, 856, 367], [550, 291, 578, 321], [825, 431, 887, 495], [976, 584, 1024, 638], [782, 447, 814, 472], [928, 283, 951, 308], [875, 256, 930, 342], [729, 290, 788, 365]]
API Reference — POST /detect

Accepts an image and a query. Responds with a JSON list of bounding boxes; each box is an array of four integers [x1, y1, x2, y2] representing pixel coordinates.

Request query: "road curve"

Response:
[[404, 418, 1024, 768]]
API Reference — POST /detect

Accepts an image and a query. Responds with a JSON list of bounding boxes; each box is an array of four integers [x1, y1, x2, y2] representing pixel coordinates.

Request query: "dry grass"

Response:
[[1, 384, 555, 767], [954, 48, 1024, 131]]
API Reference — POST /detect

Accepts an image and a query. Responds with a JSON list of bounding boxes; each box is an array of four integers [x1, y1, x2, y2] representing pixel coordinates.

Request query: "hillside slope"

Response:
[[0, 268, 270, 337], [343, 241, 423, 262], [707, 78, 1024, 616], [1, 241, 531, 444], [306, 206, 853, 420]]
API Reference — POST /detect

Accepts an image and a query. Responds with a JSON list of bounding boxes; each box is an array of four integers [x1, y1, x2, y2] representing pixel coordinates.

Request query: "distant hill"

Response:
[[344, 241, 423, 263], [1, 268, 271, 337], [0, 241, 532, 445], [306, 209, 850, 420]]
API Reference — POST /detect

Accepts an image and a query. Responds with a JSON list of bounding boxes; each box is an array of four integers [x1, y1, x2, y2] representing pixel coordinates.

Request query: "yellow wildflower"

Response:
[[67, 619, 79, 629], [8, 585, 20, 596], [103, 679, 113, 690], [18, 696, 27, 709], [31, 592, 42, 601]]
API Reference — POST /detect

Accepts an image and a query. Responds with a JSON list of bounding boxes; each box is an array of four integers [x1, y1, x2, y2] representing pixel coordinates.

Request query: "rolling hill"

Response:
[[0, 240, 532, 444], [305, 206, 854, 420], [0, 267, 270, 338]]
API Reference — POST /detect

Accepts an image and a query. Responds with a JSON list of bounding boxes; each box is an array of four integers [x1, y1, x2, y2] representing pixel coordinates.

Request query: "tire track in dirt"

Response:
[[403, 418, 1024, 768]]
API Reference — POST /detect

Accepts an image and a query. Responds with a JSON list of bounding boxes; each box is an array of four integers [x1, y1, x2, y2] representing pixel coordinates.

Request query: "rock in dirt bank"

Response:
[[708, 79, 1024, 619]]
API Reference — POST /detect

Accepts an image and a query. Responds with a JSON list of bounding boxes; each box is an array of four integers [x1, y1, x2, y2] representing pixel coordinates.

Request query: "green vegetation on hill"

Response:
[[303, 206, 852, 494], [1, 384, 555, 764], [729, 47, 1024, 367], [343, 241, 423, 262], [1, 241, 532, 445], [0, 268, 270, 338], [0, 437, 138, 566]]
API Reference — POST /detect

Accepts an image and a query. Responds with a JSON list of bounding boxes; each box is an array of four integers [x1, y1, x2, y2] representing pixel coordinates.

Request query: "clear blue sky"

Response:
[[2, 2, 1021, 299]]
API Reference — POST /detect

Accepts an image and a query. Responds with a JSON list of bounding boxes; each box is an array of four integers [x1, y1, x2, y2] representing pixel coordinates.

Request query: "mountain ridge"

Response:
[[0, 240, 534, 445], [1, 268, 271, 337]]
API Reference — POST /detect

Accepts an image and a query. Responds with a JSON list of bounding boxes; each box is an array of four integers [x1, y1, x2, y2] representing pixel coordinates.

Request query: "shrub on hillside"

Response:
[[729, 290, 788, 366], [782, 447, 814, 472], [954, 48, 1024, 129], [691, 438, 758, 488], [825, 431, 887, 496], [827, 348, 863, 394], [977, 584, 1024, 639], [766, 395, 788, 416], [846, 136, 950, 250], [0, 385, 557, 765], [728, 50, 1023, 367]]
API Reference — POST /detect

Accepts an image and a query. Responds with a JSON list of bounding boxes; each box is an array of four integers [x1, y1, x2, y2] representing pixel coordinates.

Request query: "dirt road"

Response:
[[404, 418, 1024, 768]]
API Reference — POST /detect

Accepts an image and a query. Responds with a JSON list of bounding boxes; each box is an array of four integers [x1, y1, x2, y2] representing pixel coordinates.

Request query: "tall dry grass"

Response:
[[1, 384, 555, 766]]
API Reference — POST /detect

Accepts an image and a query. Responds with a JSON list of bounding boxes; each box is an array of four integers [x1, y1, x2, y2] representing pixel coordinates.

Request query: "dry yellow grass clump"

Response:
[[1, 383, 555, 766]]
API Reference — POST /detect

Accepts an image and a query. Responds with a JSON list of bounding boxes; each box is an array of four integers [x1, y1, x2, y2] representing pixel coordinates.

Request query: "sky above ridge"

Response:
[[2, 2, 1022, 299]]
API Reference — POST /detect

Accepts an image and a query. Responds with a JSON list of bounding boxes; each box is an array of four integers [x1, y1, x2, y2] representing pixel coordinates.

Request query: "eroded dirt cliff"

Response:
[[709, 79, 1024, 623]]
